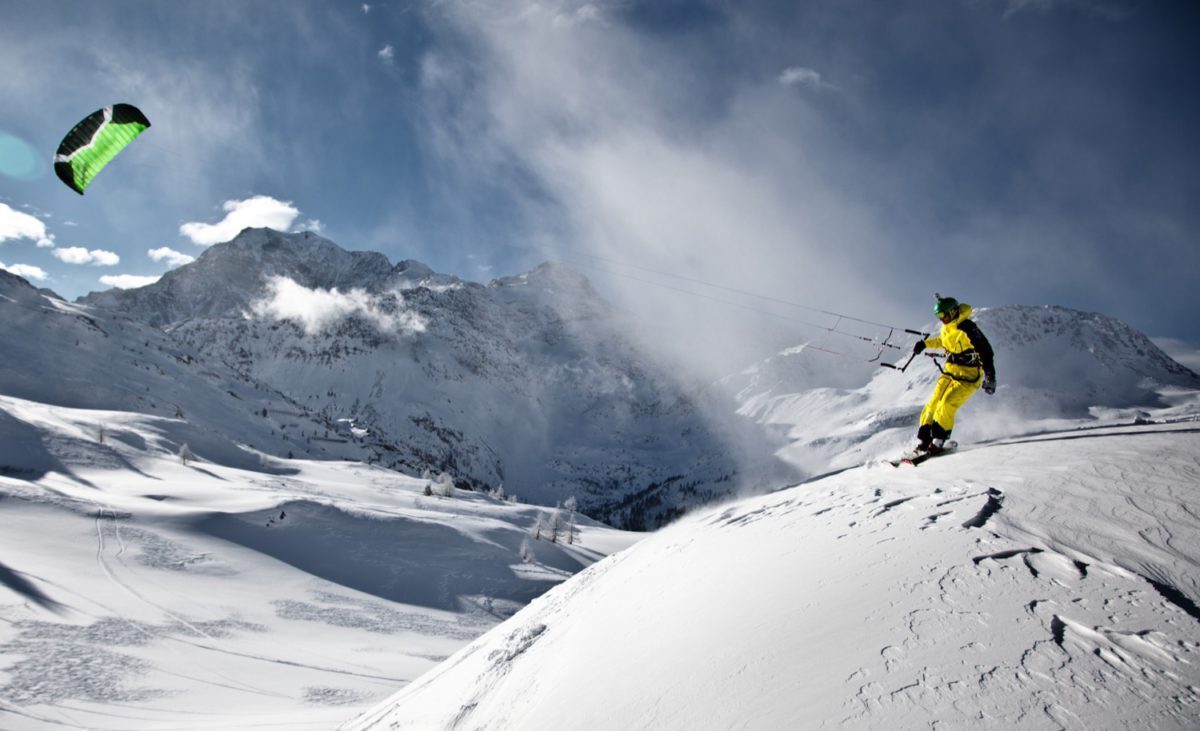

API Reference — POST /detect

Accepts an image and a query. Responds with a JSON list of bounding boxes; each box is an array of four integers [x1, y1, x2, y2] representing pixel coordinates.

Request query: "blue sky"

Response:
[[1, 0, 1197, 369]]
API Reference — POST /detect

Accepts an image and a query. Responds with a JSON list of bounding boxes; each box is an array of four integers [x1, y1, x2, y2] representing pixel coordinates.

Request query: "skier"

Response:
[[910, 294, 996, 455]]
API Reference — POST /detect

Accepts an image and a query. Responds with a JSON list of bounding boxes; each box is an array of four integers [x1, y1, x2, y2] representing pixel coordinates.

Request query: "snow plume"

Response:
[[420, 2, 1199, 383], [180, 196, 304, 246], [420, 2, 897, 384], [249, 276, 426, 336]]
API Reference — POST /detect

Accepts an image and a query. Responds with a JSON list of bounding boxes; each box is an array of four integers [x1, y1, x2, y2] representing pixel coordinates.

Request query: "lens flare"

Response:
[[0, 132, 44, 180]]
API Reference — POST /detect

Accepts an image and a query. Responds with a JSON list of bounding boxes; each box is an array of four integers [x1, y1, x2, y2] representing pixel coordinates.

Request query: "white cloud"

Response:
[[249, 276, 427, 336], [99, 274, 161, 289], [0, 261, 48, 281], [362, 4, 371, 13], [179, 195, 302, 246], [379, 44, 396, 64], [294, 218, 324, 234], [148, 246, 196, 268], [0, 202, 54, 248], [51, 246, 120, 266], [779, 66, 835, 91]]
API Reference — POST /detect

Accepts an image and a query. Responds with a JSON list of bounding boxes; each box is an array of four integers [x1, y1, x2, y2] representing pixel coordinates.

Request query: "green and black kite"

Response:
[[54, 104, 150, 194]]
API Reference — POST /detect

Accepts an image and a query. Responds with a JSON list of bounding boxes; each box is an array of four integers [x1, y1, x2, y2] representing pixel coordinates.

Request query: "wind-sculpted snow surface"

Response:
[[346, 423, 1200, 730]]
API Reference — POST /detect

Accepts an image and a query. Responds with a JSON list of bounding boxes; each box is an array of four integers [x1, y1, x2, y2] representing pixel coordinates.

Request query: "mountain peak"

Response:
[[974, 304, 1199, 388], [493, 261, 591, 290], [77, 229, 397, 327]]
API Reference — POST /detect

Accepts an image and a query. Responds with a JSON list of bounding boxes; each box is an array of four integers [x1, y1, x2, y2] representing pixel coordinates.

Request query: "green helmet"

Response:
[[934, 294, 959, 318]]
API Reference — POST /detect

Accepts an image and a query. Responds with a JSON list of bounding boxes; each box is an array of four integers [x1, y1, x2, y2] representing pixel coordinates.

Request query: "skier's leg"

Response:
[[917, 377, 952, 449], [931, 379, 981, 435], [919, 377, 952, 426]]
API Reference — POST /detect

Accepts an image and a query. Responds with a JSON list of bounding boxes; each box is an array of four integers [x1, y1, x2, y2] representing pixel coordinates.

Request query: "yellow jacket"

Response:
[[923, 304, 995, 383]]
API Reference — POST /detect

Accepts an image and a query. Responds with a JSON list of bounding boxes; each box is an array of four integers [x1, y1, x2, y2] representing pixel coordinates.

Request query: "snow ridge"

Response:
[[346, 423, 1200, 730]]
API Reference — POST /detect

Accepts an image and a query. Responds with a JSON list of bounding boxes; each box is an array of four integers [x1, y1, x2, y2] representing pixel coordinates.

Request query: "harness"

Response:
[[946, 350, 981, 367], [930, 350, 982, 383]]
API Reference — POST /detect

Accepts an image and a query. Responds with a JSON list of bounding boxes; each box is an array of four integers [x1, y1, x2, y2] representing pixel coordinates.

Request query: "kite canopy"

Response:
[[54, 104, 150, 194]]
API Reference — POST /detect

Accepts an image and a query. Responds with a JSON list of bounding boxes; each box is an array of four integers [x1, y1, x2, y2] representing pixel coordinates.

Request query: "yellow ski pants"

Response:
[[919, 374, 981, 433]]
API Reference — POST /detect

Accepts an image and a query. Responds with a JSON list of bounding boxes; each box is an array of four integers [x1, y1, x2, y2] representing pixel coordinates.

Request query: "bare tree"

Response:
[[548, 504, 562, 544], [519, 538, 534, 563], [563, 496, 579, 545], [179, 443, 193, 466]]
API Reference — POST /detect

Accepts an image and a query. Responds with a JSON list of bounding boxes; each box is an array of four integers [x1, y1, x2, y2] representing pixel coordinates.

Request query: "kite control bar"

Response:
[[879, 329, 931, 372]]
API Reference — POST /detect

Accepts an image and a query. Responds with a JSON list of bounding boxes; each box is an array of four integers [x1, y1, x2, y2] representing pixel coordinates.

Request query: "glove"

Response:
[[983, 374, 996, 395], [912, 340, 926, 355]]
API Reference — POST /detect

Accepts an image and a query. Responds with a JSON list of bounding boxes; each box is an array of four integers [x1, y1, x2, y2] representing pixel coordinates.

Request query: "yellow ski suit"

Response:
[[918, 304, 994, 436]]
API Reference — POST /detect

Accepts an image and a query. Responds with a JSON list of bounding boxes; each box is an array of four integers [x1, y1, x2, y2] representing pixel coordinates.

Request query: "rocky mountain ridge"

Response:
[[70, 229, 783, 529]]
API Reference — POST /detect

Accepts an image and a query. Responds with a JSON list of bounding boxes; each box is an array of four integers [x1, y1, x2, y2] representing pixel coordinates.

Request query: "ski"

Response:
[[889, 441, 957, 467]]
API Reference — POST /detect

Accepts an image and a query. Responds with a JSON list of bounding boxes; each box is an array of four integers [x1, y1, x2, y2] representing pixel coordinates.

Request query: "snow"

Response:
[[5, 234, 1200, 728], [0, 396, 638, 729], [347, 420, 1200, 730]]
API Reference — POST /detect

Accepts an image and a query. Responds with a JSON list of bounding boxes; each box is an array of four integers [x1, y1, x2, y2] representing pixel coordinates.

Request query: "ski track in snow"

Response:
[[93, 509, 315, 698], [0, 395, 638, 730]]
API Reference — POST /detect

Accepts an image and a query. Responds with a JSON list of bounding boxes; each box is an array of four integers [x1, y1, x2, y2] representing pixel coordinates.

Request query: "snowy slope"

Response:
[[728, 305, 1200, 475], [75, 229, 779, 528], [0, 395, 638, 730], [346, 421, 1200, 730]]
